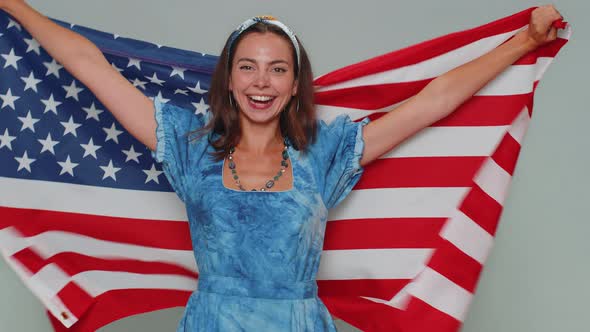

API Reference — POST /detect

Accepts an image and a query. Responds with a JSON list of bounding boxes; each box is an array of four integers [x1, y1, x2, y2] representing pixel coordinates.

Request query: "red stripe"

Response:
[[459, 185, 503, 236], [314, 8, 534, 86], [356, 157, 486, 189], [318, 279, 410, 300], [0, 206, 192, 250], [401, 297, 461, 332], [50, 289, 190, 332], [315, 80, 429, 109], [426, 241, 483, 293], [12, 248, 46, 274], [513, 37, 568, 65], [57, 282, 94, 319], [13, 250, 197, 278], [324, 217, 444, 250], [320, 91, 529, 127], [491, 133, 522, 175], [321, 295, 403, 332]]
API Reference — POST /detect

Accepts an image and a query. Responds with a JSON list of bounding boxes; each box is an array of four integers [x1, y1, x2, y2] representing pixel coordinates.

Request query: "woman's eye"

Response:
[[273, 67, 287, 73], [240, 65, 253, 71]]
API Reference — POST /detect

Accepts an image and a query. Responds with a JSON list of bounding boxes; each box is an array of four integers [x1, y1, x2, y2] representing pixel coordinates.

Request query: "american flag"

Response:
[[0, 8, 569, 332]]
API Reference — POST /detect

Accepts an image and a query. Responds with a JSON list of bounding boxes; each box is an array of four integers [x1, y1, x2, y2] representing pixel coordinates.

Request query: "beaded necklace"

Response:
[[226, 139, 290, 192]]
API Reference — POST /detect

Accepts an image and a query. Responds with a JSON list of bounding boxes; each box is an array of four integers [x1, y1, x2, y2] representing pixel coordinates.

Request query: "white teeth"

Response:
[[249, 95, 274, 102]]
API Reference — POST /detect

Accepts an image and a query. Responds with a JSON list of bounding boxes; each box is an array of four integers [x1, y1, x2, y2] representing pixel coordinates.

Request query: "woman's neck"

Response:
[[238, 119, 284, 155]]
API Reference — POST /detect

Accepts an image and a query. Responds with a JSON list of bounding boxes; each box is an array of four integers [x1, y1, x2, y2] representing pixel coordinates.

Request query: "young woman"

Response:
[[0, 1, 562, 331]]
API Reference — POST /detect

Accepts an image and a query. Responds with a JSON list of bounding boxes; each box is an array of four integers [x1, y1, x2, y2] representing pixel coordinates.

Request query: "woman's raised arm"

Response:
[[1, 0, 158, 150], [359, 5, 563, 167]]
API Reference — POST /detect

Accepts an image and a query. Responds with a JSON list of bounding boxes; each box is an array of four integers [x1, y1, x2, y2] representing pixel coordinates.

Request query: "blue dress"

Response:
[[153, 99, 369, 332]]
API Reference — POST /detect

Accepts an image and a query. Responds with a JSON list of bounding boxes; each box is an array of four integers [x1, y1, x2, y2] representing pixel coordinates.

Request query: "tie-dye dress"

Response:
[[152, 99, 368, 331]]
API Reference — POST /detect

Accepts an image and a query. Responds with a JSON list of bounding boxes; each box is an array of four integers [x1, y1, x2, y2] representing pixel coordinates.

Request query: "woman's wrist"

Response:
[[512, 30, 541, 54]]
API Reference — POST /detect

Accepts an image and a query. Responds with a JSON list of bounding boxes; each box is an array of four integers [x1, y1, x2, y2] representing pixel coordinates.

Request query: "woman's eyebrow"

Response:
[[236, 58, 290, 65]]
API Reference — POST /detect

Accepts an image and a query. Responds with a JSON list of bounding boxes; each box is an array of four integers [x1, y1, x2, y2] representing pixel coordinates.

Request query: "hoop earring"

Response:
[[229, 93, 235, 110]]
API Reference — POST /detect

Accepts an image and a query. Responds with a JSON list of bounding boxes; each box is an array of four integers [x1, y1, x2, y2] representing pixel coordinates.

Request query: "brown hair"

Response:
[[195, 22, 317, 160]]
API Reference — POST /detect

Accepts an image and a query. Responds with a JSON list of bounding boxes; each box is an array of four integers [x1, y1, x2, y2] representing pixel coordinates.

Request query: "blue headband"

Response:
[[227, 16, 301, 69]]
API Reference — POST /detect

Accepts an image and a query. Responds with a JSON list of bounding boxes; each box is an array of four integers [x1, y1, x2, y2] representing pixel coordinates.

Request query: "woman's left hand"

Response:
[[525, 5, 564, 49]]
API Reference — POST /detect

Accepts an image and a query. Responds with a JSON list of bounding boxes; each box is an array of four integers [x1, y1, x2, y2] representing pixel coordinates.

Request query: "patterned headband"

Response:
[[227, 16, 301, 69]]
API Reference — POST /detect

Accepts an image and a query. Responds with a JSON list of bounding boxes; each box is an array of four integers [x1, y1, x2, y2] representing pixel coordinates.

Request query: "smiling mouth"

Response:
[[247, 95, 277, 109]]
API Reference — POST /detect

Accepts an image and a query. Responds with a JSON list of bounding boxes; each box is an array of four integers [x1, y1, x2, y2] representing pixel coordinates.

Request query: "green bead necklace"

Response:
[[227, 140, 290, 192]]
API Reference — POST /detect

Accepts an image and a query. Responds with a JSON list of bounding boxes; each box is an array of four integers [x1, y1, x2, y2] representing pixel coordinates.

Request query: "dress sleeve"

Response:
[[152, 98, 209, 202], [315, 115, 370, 209]]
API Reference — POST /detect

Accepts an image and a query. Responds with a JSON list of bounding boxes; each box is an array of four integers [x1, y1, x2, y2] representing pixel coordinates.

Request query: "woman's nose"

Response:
[[253, 71, 270, 87]]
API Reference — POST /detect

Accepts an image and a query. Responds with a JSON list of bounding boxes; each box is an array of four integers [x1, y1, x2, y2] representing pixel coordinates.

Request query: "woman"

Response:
[[0, 1, 562, 331]]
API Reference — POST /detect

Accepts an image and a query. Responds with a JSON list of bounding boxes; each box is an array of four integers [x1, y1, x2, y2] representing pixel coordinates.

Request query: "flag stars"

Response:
[[18, 111, 40, 132], [82, 102, 104, 121], [192, 97, 210, 114], [41, 94, 62, 115], [103, 123, 123, 144], [143, 164, 163, 184], [38, 133, 59, 155], [80, 137, 101, 159], [146, 73, 165, 86], [15, 151, 35, 173], [21, 72, 42, 92], [43, 59, 63, 78], [127, 57, 142, 70], [0, 88, 20, 110], [7, 18, 22, 31], [57, 155, 79, 176], [152, 91, 169, 104], [1, 48, 22, 70], [100, 160, 121, 181], [0, 129, 17, 150], [62, 80, 84, 101], [188, 81, 208, 95], [122, 145, 143, 163], [170, 66, 186, 79], [174, 89, 189, 96], [23, 38, 42, 55], [111, 62, 124, 73], [60, 116, 82, 137], [129, 78, 148, 90]]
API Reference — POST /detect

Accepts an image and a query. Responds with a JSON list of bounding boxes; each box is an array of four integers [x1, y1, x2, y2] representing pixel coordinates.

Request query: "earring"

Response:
[[229, 93, 235, 109]]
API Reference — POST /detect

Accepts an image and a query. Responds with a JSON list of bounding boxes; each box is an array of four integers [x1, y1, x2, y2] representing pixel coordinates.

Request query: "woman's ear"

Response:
[[292, 80, 298, 96]]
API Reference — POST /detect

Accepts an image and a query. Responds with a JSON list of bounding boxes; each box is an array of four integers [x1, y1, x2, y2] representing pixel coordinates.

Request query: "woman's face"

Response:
[[229, 32, 297, 126]]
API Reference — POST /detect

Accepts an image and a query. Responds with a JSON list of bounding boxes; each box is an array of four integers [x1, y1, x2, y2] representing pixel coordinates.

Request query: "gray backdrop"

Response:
[[1, 0, 588, 331]]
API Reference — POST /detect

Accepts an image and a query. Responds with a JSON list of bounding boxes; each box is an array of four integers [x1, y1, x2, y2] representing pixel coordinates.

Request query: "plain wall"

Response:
[[1, 1, 588, 331]]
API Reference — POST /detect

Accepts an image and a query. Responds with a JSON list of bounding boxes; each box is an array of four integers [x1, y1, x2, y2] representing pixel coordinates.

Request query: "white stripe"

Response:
[[0, 178, 472, 221], [316, 104, 386, 123], [29, 263, 71, 299], [382, 126, 508, 158], [317, 28, 523, 92], [318, 106, 510, 158], [329, 187, 469, 220], [508, 107, 531, 144], [0, 177, 187, 221], [474, 158, 512, 204], [0, 226, 29, 257], [30, 264, 196, 299], [476, 62, 544, 96], [0, 230, 197, 272], [317, 248, 432, 280], [440, 210, 494, 264], [408, 267, 472, 321], [73, 271, 196, 296]]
